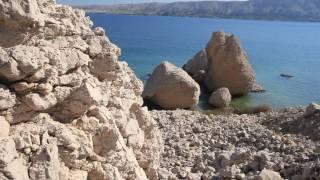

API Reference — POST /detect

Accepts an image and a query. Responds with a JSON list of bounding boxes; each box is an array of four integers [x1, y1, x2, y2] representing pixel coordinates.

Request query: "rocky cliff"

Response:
[[0, 0, 162, 179]]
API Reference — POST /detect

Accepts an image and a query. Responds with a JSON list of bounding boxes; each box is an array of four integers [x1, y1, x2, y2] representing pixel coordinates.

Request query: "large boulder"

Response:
[[183, 49, 208, 83], [208, 87, 232, 108], [143, 61, 200, 110], [205, 31, 256, 95]]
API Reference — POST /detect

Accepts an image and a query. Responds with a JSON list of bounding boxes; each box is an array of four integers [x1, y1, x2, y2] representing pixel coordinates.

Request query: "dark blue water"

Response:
[[88, 13, 320, 108]]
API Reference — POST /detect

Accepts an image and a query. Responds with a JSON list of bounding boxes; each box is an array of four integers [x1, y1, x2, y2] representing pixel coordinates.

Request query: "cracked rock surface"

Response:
[[0, 0, 162, 179]]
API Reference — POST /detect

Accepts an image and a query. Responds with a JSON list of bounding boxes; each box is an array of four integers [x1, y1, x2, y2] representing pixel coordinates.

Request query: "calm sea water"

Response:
[[88, 13, 320, 108]]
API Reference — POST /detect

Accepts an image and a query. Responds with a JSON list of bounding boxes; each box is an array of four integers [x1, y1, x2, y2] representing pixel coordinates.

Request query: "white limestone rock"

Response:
[[0, 84, 16, 110], [0, 0, 162, 179], [208, 87, 232, 108], [143, 61, 200, 110], [255, 169, 282, 180], [0, 138, 29, 180], [0, 116, 10, 137], [205, 31, 257, 95]]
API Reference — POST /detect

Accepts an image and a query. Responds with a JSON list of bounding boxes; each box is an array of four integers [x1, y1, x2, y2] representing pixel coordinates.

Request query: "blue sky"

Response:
[[57, 0, 246, 5]]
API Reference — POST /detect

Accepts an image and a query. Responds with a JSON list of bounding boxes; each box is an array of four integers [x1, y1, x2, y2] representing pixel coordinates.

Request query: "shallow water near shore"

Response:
[[88, 13, 320, 109]]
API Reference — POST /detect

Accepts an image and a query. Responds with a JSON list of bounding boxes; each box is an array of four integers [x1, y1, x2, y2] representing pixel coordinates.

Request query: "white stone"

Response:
[[0, 116, 10, 137], [209, 87, 232, 108], [255, 169, 282, 180], [143, 61, 200, 109]]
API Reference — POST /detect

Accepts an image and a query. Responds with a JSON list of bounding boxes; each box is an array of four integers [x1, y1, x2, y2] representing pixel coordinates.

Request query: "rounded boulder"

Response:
[[143, 61, 200, 110], [208, 87, 232, 108]]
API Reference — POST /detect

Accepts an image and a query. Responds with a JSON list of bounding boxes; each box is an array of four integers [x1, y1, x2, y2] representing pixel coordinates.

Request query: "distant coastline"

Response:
[[77, 0, 320, 23], [85, 12, 320, 23]]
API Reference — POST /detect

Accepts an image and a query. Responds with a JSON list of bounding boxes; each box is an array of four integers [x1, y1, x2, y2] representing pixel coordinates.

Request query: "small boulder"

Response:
[[143, 61, 200, 110], [208, 88, 232, 108], [183, 49, 208, 83], [205, 31, 256, 95], [255, 169, 282, 180], [0, 117, 10, 137], [304, 103, 320, 117]]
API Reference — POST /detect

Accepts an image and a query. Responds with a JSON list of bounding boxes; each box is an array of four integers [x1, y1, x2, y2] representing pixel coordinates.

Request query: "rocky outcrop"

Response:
[[0, 0, 162, 179], [205, 31, 256, 95], [143, 61, 200, 110], [183, 49, 208, 83], [208, 87, 232, 108]]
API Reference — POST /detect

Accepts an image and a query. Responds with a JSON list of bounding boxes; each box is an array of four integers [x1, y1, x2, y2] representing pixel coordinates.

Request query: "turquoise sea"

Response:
[[88, 13, 320, 109]]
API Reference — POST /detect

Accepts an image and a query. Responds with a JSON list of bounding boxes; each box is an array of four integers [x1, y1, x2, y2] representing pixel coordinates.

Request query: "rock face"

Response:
[[183, 49, 208, 83], [205, 31, 256, 95], [143, 61, 200, 110], [0, 0, 162, 179], [208, 87, 232, 108]]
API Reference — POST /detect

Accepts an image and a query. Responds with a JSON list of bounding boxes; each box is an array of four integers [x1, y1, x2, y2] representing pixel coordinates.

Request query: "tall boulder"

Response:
[[0, 0, 162, 179], [205, 31, 256, 95], [143, 61, 200, 110]]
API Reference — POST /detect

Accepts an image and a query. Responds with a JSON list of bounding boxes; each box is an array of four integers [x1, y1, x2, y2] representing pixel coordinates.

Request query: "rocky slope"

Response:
[[152, 108, 320, 179], [0, 0, 162, 179]]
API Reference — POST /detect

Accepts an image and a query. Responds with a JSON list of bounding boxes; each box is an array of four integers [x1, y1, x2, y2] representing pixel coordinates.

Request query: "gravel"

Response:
[[152, 107, 320, 179]]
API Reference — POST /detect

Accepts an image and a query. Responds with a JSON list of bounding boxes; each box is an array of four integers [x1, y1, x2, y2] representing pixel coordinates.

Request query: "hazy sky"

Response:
[[58, 0, 246, 5]]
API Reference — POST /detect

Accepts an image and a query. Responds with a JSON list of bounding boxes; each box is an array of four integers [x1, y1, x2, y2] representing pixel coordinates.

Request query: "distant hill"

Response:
[[77, 0, 320, 22]]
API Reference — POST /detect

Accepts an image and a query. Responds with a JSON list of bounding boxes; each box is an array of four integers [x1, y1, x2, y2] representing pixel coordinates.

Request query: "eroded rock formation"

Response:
[[205, 31, 256, 95], [143, 61, 200, 110], [0, 0, 162, 179]]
